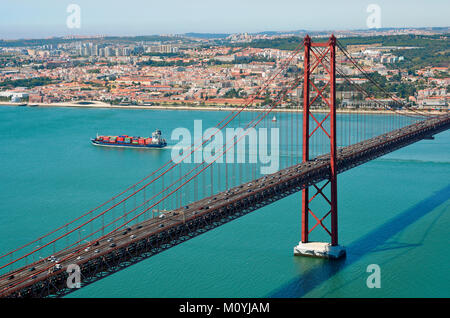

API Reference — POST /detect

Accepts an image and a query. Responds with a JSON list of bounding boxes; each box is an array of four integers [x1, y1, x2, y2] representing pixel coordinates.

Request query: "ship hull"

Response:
[[91, 139, 167, 148]]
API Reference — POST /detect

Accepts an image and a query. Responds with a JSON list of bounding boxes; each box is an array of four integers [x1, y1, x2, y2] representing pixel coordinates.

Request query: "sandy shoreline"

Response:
[[0, 101, 446, 115]]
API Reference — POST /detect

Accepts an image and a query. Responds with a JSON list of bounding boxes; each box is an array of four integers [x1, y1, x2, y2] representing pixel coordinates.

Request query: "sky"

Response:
[[0, 0, 449, 39]]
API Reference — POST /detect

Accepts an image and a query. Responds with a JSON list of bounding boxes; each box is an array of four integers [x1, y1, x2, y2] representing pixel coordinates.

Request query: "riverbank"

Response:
[[0, 101, 446, 115]]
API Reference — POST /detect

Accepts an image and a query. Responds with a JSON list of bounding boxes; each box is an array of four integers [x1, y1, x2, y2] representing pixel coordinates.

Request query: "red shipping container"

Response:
[[138, 139, 145, 145]]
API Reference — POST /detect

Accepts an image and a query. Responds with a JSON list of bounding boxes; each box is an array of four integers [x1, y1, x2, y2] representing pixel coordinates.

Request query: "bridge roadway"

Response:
[[1, 114, 449, 297]]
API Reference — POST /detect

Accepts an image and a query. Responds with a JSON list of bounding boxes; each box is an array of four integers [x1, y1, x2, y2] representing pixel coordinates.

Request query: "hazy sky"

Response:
[[1, 0, 449, 39]]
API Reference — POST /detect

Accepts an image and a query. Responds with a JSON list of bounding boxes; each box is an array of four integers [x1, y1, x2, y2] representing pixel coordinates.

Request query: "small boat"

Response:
[[91, 129, 167, 149], [272, 116, 277, 122]]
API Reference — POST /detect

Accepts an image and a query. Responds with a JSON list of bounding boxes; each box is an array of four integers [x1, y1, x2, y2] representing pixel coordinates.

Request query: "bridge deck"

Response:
[[1, 114, 449, 297]]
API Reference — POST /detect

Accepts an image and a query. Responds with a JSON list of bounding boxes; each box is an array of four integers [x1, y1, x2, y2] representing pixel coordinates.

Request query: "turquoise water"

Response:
[[0, 106, 449, 298]]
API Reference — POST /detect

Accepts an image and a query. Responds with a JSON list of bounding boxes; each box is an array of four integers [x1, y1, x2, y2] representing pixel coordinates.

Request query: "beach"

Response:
[[0, 101, 445, 115]]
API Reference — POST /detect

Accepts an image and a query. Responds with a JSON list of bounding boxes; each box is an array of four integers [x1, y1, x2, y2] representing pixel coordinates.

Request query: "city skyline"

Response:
[[1, 0, 449, 40]]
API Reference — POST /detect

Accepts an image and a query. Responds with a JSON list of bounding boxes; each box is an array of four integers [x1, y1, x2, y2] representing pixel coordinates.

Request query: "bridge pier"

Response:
[[294, 242, 346, 259]]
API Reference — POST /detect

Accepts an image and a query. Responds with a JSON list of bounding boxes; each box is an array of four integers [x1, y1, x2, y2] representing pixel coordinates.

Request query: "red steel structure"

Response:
[[302, 35, 339, 245]]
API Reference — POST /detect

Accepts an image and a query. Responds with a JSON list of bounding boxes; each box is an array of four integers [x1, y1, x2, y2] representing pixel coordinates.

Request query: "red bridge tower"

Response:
[[294, 35, 346, 259]]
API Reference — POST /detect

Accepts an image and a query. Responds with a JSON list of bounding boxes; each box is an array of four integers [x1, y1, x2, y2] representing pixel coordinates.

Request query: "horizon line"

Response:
[[1, 25, 449, 42]]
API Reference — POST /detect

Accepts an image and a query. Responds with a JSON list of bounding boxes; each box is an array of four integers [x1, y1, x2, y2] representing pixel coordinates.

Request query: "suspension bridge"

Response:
[[1, 35, 449, 298]]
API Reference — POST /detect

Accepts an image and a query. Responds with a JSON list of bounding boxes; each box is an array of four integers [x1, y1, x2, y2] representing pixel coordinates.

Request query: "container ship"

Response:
[[91, 129, 167, 148]]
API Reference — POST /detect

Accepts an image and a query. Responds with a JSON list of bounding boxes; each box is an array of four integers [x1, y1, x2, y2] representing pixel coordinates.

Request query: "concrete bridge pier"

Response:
[[294, 242, 346, 259]]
